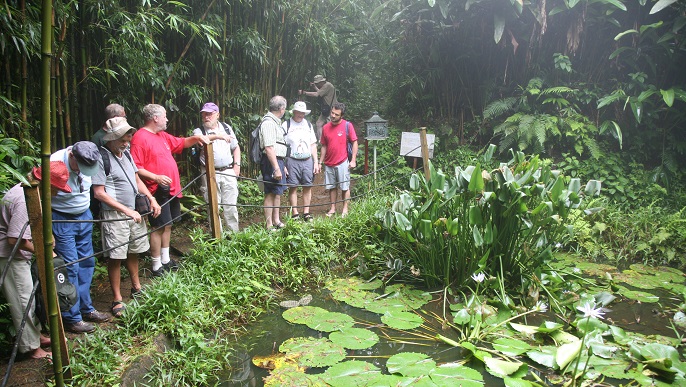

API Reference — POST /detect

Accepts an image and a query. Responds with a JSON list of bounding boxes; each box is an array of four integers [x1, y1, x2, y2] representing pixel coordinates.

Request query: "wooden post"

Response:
[[420, 127, 430, 181], [363, 138, 369, 175], [24, 180, 71, 381], [203, 143, 222, 239]]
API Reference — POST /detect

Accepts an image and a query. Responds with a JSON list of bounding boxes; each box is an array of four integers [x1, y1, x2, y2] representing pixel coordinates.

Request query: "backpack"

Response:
[[249, 116, 287, 164], [89, 147, 133, 219], [249, 118, 269, 164], [191, 122, 234, 167], [344, 121, 353, 162], [32, 256, 78, 326]]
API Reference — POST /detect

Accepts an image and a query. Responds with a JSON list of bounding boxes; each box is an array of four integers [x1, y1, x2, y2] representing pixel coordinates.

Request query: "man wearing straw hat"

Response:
[[92, 117, 161, 317]]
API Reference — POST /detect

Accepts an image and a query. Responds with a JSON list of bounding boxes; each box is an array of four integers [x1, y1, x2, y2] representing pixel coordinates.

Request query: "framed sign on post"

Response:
[[400, 132, 435, 158], [364, 112, 388, 185]]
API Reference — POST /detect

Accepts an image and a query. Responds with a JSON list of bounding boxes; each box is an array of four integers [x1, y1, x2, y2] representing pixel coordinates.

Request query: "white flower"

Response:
[[471, 272, 486, 283], [534, 301, 548, 313], [576, 302, 605, 319], [573, 267, 581, 274], [555, 242, 563, 249]]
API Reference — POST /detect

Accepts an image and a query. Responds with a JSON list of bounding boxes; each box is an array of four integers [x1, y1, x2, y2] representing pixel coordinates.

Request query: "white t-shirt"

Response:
[[283, 119, 316, 159]]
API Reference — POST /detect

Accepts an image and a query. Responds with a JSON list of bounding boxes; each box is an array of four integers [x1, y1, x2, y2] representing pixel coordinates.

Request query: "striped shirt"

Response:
[[259, 112, 288, 158]]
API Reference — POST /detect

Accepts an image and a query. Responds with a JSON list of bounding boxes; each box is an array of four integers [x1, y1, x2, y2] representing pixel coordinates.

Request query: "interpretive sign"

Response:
[[400, 132, 435, 158]]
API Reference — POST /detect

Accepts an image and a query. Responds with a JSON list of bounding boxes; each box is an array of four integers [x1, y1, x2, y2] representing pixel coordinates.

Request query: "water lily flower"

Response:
[[534, 301, 548, 313], [471, 272, 486, 283], [577, 302, 605, 319]]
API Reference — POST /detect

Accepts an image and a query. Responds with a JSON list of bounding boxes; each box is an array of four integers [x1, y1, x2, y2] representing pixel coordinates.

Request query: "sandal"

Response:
[[131, 287, 143, 299], [302, 213, 313, 222], [326, 212, 335, 218], [274, 222, 286, 229], [111, 301, 126, 318]]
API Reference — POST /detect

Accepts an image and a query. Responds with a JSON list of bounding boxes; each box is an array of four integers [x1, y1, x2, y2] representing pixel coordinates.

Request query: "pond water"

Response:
[[215, 268, 683, 386]]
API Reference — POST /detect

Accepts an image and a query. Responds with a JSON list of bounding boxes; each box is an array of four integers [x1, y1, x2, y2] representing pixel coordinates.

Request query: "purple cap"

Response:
[[200, 102, 219, 113]]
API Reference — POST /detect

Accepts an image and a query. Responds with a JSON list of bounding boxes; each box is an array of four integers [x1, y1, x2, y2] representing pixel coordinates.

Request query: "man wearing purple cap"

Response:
[[192, 102, 241, 233], [50, 141, 111, 333]]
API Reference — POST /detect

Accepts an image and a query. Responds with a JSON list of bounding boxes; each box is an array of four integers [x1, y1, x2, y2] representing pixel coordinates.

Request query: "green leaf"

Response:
[[493, 338, 533, 356], [468, 164, 484, 193], [329, 328, 380, 350], [614, 29, 638, 41], [494, 14, 505, 44], [430, 363, 483, 386], [555, 340, 582, 369], [650, 0, 677, 13], [381, 310, 424, 330], [279, 337, 347, 367], [306, 311, 355, 332], [324, 360, 382, 387], [469, 206, 484, 225], [661, 88, 675, 107], [526, 346, 557, 369], [601, 0, 628, 11], [387, 352, 437, 377], [484, 357, 524, 378]]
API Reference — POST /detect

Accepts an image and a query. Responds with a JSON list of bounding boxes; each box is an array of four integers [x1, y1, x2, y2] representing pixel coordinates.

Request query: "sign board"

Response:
[[400, 132, 435, 158], [366, 123, 388, 140]]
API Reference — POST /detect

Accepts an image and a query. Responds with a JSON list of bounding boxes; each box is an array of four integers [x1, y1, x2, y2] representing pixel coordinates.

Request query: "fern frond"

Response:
[[584, 137, 601, 159], [541, 86, 574, 95], [483, 97, 518, 120]]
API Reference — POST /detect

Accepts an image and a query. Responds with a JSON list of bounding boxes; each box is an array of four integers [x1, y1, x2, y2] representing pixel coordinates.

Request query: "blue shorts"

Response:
[[286, 157, 314, 187], [261, 157, 287, 195]]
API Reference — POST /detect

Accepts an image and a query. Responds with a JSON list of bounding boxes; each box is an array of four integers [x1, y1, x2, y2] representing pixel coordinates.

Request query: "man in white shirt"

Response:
[[283, 101, 319, 221], [192, 102, 241, 233]]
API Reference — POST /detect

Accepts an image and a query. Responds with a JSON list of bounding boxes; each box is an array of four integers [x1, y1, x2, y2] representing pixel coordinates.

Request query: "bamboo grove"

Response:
[[1, 0, 685, 192]]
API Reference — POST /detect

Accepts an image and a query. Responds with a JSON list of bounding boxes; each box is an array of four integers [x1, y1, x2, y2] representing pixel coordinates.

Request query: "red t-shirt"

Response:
[[321, 119, 357, 167], [130, 128, 186, 196]]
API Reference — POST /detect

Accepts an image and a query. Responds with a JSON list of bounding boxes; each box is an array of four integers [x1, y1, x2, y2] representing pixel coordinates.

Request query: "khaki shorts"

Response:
[[101, 210, 150, 259]]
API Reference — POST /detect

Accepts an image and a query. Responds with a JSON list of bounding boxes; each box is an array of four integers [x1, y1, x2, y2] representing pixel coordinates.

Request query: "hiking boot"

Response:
[[65, 320, 95, 334], [163, 259, 179, 272], [83, 310, 112, 323]]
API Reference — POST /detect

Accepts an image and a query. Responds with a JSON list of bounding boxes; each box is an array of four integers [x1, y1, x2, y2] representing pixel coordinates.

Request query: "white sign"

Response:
[[400, 132, 435, 158]]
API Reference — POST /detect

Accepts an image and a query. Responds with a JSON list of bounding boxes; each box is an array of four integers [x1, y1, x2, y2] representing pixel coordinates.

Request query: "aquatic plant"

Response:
[[378, 146, 602, 291]]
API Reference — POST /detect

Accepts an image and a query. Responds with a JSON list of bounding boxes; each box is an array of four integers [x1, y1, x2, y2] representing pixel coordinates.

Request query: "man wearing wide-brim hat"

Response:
[[283, 101, 319, 221], [298, 74, 338, 140], [50, 140, 111, 333], [92, 117, 161, 318]]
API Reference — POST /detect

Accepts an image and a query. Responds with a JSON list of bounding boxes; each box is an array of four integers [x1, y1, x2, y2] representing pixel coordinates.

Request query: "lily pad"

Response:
[[526, 346, 557, 369], [366, 374, 419, 386], [555, 340, 582, 369], [484, 357, 524, 378], [616, 285, 660, 303], [364, 297, 410, 314], [332, 288, 377, 308], [381, 310, 424, 330], [263, 363, 327, 386], [329, 328, 380, 350], [492, 338, 532, 356], [282, 306, 328, 325], [279, 337, 347, 367], [429, 362, 483, 387], [386, 352, 437, 377], [385, 284, 433, 309], [323, 360, 382, 387], [327, 277, 383, 292], [588, 356, 636, 380], [306, 311, 355, 332]]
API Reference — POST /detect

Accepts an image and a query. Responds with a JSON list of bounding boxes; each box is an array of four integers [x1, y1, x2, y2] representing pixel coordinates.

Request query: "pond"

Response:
[[221, 265, 686, 386]]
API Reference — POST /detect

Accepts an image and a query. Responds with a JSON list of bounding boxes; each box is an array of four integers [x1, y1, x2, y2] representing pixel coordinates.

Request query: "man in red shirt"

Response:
[[130, 104, 209, 276], [319, 102, 358, 217]]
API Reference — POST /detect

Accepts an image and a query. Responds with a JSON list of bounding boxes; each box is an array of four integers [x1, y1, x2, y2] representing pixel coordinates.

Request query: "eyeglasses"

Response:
[[76, 175, 84, 193]]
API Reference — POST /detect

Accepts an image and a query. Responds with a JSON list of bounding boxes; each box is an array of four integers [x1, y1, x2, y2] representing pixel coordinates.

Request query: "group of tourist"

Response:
[[0, 74, 358, 360]]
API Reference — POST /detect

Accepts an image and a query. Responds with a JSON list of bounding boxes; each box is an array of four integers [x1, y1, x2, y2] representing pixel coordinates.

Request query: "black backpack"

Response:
[[89, 147, 133, 219]]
